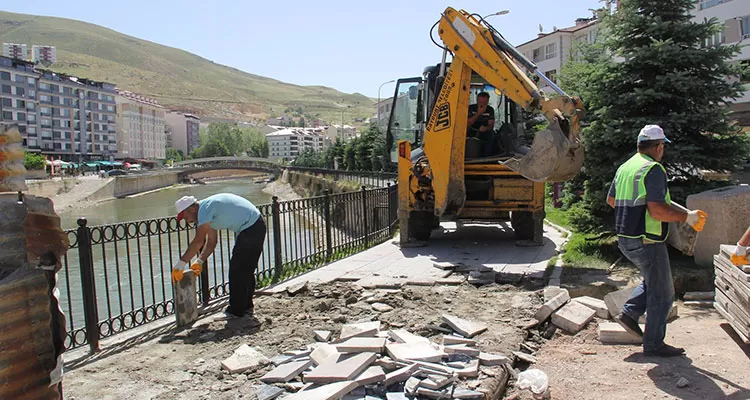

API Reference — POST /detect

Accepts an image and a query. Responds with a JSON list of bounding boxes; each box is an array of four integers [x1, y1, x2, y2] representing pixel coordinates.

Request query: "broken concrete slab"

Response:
[[388, 329, 430, 344], [468, 270, 496, 285], [572, 296, 609, 319], [221, 345, 270, 374], [310, 343, 341, 365], [453, 388, 485, 399], [386, 393, 409, 400], [512, 351, 537, 364], [270, 354, 295, 366], [314, 330, 332, 342], [443, 344, 480, 357], [604, 287, 633, 317], [354, 366, 386, 386], [404, 376, 421, 396], [598, 322, 643, 345], [260, 359, 313, 383], [335, 337, 387, 353], [551, 301, 596, 334], [420, 374, 457, 390], [385, 342, 445, 363], [442, 335, 476, 346], [543, 286, 569, 302], [339, 321, 381, 340], [304, 352, 377, 384], [285, 380, 359, 400], [417, 386, 453, 399], [383, 363, 418, 386], [286, 280, 308, 296], [534, 291, 570, 322], [255, 384, 285, 400], [478, 352, 511, 366], [371, 302, 394, 312], [433, 261, 458, 270], [442, 315, 488, 338]]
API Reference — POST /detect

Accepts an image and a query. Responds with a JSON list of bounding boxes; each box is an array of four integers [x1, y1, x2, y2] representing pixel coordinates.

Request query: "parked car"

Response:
[[107, 169, 128, 177]]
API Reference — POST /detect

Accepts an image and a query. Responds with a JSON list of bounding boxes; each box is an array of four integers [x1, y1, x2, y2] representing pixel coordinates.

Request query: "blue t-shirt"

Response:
[[197, 193, 261, 233]]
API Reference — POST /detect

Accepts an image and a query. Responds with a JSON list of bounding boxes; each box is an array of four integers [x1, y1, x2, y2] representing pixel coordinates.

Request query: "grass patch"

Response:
[[544, 201, 570, 228]]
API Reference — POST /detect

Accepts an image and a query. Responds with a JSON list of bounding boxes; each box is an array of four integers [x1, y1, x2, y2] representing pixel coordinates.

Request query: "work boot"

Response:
[[615, 313, 643, 337], [644, 344, 686, 357]]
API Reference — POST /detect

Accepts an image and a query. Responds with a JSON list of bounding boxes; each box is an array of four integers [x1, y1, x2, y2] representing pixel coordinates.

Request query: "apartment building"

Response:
[[165, 111, 200, 155], [0, 55, 117, 161], [32, 45, 57, 64], [2, 43, 27, 60], [116, 90, 166, 160], [267, 127, 325, 161]]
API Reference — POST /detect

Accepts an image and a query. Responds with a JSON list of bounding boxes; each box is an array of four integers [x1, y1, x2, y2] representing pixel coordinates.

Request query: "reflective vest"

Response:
[[613, 153, 671, 242]]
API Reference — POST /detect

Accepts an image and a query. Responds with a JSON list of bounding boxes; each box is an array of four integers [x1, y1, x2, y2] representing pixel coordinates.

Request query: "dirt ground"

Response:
[[63, 282, 543, 400], [531, 306, 750, 400]]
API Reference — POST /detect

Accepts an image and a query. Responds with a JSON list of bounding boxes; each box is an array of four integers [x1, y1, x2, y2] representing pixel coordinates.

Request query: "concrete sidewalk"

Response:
[[259, 221, 565, 294]]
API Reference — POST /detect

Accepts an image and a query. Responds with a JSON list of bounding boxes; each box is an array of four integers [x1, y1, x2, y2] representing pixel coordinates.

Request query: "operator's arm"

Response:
[[197, 228, 218, 262], [180, 222, 214, 263], [643, 167, 687, 223], [468, 105, 482, 126], [739, 225, 750, 247]]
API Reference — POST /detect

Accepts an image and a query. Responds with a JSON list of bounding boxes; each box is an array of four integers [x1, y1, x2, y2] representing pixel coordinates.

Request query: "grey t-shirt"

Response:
[[608, 166, 667, 202]]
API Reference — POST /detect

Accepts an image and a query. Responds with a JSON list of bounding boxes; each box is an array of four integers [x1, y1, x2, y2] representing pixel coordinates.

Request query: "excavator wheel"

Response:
[[511, 210, 545, 245], [408, 211, 435, 242]]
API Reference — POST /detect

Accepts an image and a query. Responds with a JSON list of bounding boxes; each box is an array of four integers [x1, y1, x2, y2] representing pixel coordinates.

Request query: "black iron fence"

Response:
[[60, 184, 398, 352], [284, 167, 397, 188]]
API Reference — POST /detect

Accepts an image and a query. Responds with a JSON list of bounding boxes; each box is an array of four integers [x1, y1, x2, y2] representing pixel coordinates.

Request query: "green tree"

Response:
[[23, 151, 45, 170], [298, 117, 306, 128], [559, 0, 749, 232], [291, 147, 325, 168], [165, 147, 184, 162]]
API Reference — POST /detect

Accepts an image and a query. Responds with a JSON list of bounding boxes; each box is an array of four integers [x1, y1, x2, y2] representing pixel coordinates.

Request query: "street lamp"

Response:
[[377, 79, 395, 129], [482, 10, 509, 19]]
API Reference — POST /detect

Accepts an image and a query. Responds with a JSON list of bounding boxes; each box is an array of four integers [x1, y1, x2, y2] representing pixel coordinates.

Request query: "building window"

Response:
[[532, 47, 542, 62], [27, 77, 36, 85], [15, 99, 25, 108], [2, 111, 12, 120], [0, 72, 10, 81], [1, 85, 11, 94], [14, 86, 25, 96], [545, 43, 557, 60], [699, 0, 732, 10], [1, 98, 10, 107], [14, 74, 25, 83], [545, 70, 558, 84]]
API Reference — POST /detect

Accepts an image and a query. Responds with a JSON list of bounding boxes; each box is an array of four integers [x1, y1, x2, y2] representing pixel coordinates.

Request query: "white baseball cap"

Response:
[[638, 124, 671, 143], [175, 195, 197, 221]]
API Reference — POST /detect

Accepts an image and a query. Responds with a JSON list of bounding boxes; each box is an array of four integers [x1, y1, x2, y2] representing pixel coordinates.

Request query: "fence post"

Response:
[[271, 196, 283, 282], [324, 190, 333, 261], [76, 217, 100, 353], [361, 186, 369, 247]]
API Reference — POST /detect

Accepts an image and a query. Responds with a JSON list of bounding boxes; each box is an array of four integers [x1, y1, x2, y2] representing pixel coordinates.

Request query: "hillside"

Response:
[[0, 11, 373, 123]]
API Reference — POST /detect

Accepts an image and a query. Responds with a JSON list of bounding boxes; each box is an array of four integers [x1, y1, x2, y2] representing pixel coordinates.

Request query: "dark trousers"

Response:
[[227, 217, 266, 316]]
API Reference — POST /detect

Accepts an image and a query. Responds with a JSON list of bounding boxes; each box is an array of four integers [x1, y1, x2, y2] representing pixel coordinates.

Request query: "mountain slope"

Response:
[[0, 11, 373, 122]]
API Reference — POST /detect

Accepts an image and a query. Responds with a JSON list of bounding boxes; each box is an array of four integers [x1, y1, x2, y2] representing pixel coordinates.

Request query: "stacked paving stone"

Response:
[[713, 245, 750, 344], [225, 317, 515, 400]]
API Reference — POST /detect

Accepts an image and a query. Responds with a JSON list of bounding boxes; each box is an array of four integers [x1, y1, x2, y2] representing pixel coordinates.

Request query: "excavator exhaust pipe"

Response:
[[503, 118, 584, 182]]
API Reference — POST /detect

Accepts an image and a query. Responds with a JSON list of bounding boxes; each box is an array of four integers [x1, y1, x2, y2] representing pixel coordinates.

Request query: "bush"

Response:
[[24, 151, 45, 170]]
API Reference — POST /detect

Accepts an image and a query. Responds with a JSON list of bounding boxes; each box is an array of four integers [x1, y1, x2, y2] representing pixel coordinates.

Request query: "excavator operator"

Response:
[[467, 92, 495, 156]]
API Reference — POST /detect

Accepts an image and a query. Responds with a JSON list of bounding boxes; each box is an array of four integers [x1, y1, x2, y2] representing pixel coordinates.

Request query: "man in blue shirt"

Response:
[[172, 193, 266, 321]]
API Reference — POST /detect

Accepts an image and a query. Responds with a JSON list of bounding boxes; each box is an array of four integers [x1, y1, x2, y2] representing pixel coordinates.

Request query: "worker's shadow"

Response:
[[623, 352, 750, 400], [159, 318, 262, 345]]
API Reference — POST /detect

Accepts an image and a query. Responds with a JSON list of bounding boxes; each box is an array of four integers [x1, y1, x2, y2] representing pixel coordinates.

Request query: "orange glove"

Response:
[[686, 210, 707, 232], [172, 260, 187, 282], [191, 258, 204, 276], [731, 243, 749, 266]]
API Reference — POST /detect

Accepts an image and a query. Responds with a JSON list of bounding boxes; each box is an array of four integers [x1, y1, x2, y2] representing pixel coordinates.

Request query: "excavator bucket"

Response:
[[503, 118, 584, 182]]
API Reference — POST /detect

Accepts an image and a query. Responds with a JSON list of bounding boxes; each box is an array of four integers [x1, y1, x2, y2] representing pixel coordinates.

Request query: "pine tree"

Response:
[[561, 0, 749, 232]]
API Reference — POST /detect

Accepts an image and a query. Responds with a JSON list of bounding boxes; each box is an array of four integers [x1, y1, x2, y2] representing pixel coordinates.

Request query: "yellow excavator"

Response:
[[384, 7, 585, 245]]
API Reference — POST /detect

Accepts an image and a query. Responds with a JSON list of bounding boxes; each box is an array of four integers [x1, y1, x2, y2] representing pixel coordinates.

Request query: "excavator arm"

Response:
[[422, 7, 585, 217]]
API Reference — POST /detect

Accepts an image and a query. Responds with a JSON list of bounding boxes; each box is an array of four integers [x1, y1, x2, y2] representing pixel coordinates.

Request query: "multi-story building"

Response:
[[267, 127, 325, 161], [0, 55, 117, 161], [32, 45, 56, 64], [116, 90, 166, 160], [165, 111, 200, 155], [2, 43, 28, 60]]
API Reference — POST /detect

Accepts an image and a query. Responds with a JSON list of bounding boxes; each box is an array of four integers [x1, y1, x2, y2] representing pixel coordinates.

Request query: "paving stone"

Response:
[[405, 278, 436, 286], [551, 301, 596, 334], [452, 388, 485, 399], [404, 376, 421, 395], [534, 291, 570, 322], [374, 356, 400, 371], [468, 270, 496, 285], [310, 343, 341, 365], [443, 344, 480, 357], [304, 352, 377, 384], [598, 322, 644, 345], [543, 286, 569, 302], [255, 384, 285, 400], [420, 374, 456, 390], [286, 280, 308, 296], [260, 359, 313, 383], [442, 335, 476, 346], [432, 261, 457, 270], [340, 321, 381, 340], [604, 287, 633, 317], [455, 359, 479, 378], [441, 315, 488, 338], [354, 366, 386, 386], [335, 337, 387, 353], [572, 296, 610, 319], [270, 354, 295, 366], [315, 330, 332, 342], [383, 363, 418, 386], [388, 329, 430, 344], [512, 351, 537, 364], [385, 342, 445, 363], [478, 352, 511, 366], [417, 386, 453, 399], [385, 393, 409, 400], [372, 302, 394, 312], [436, 276, 466, 285], [221, 345, 270, 374], [285, 380, 359, 400]]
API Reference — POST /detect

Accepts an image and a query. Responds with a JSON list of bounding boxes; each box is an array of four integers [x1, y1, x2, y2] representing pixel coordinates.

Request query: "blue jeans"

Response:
[[617, 237, 675, 352]]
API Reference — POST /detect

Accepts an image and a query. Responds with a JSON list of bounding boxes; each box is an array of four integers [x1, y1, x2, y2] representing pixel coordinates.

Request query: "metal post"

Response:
[[361, 186, 369, 247], [271, 196, 283, 282], [200, 259, 210, 307], [324, 190, 333, 261], [387, 183, 394, 236], [76, 217, 100, 353], [553, 183, 562, 208]]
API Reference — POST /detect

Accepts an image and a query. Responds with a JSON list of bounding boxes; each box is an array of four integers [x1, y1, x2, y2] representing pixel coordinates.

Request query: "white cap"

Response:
[[175, 195, 197, 220], [638, 124, 671, 143]]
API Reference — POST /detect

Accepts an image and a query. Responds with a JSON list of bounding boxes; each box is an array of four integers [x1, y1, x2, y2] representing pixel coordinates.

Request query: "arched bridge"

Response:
[[172, 156, 282, 178]]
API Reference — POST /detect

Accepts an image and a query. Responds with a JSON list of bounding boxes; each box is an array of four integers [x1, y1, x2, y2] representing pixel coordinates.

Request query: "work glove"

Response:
[[731, 243, 749, 266], [191, 258, 204, 276], [685, 209, 707, 232], [172, 260, 187, 282]]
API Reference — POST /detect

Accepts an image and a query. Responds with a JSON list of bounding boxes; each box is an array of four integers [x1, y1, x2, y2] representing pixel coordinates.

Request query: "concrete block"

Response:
[[310, 343, 341, 365], [354, 366, 386, 386], [442, 335, 476, 346], [572, 296, 609, 319], [388, 329, 430, 344], [441, 315, 488, 338], [315, 330, 332, 342], [604, 287, 634, 318], [260, 359, 313, 383], [534, 291, 570, 322], [598, 322, 644, 345], [335, 337, 387, 353], [386, 342, 445, 363], [478, 352, 511, 366], [174, 271, 198, 327], [340, 321, 381, 340], [443, 344, 480, 357], [687, 185, 750, 266], [221, 345, 270, 374], [551, 302, 596, 334], [285, 380, 359, 400], [544, 286, 569, 302], [304, 352, 377, 384], [383, 364, 418, 386]]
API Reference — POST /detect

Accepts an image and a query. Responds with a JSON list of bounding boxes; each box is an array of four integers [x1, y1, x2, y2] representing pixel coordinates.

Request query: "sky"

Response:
[[2, 0, 603, 98]]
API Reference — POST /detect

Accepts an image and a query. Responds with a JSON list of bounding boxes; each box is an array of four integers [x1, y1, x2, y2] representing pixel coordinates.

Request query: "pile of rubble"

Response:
[[219, 315, 525, 400]]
